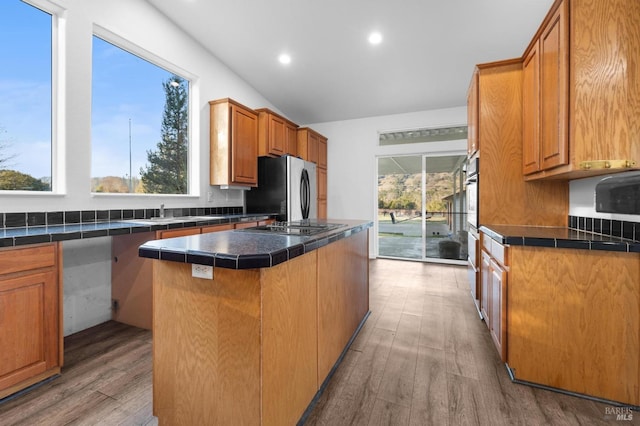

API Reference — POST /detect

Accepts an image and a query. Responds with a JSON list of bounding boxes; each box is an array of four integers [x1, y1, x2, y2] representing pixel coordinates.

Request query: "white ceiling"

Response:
[[147, 0, 554, 125]]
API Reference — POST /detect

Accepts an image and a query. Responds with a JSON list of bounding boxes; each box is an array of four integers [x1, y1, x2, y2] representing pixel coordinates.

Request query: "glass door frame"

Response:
[[375, 152, 467, 265]]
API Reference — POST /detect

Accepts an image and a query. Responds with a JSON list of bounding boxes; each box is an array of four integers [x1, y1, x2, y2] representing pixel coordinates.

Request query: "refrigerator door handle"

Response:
[[301, 169, 310, 219]]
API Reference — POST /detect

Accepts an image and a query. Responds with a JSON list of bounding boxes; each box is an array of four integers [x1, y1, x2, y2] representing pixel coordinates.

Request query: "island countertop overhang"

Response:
[[138, 219, 372, 269]]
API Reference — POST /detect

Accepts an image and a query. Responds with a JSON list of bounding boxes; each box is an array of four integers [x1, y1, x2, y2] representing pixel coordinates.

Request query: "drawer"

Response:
[[157, 227, 200, 239], [201, 224, 234, 233], [234, 221, 258, 229], [0, 244, 57, 275], [480, 232, 508, 267], [490, 239, 508, 266]]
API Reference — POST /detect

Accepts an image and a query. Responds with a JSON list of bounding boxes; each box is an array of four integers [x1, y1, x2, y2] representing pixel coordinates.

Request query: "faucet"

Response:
[[160, 204, 165, 218]]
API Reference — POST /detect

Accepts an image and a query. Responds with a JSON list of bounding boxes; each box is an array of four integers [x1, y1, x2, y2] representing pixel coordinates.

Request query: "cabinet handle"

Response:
[[579, 160, 637, 170]]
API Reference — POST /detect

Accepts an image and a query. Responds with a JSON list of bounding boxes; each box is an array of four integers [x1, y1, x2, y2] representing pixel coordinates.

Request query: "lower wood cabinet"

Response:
[[508, 246, 640, 406], [0, 243, 62, 399], [480, 234, 507, 362]]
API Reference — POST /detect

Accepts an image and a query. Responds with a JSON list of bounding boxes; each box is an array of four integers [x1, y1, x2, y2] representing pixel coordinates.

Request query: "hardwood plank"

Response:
[[410, 346, 448, 426], [341, 327, 395, 402], [446, 373, 485, 426], [303, 348, 361, 426], [368, 398, 410, 426], [377, 313, 421, 407]]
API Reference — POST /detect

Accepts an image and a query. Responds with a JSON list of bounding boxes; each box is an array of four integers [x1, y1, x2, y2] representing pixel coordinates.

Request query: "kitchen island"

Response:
[[138, 219, 371, 425]]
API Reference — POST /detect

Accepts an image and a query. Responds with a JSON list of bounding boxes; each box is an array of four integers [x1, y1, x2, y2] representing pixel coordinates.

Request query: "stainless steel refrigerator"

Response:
[[245, 156, 317, 222]]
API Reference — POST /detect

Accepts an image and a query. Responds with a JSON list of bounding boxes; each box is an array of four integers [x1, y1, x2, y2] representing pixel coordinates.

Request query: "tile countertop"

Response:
[[480, 224, 640, 253], [138, 219, 373, 270], [0, 214, 273, 248]]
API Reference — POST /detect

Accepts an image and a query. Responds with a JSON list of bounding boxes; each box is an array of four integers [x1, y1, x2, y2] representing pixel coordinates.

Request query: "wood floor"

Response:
[[0, 259, 630, 425]]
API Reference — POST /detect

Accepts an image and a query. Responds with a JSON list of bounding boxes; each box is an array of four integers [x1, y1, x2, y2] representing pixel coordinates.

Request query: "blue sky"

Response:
[[92, 37, 174, 180], [1, 0, 179, 182], [0, 1, 51, 179]]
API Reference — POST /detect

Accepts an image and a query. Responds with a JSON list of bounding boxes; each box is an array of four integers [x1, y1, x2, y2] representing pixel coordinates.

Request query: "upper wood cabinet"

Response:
[[467, 70, 479, 156], [0, 243, 62, 399], [522, 0, 640, 180], [297, 127, 321, 164], [470, 59, 568, 227], [256, 108, 298, 157], [210, 98, 258, 187]]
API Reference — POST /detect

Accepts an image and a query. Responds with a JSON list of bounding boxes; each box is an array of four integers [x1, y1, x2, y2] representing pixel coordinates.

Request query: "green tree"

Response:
[[139, 76, 188, 194], [0, 170, 49, 191]]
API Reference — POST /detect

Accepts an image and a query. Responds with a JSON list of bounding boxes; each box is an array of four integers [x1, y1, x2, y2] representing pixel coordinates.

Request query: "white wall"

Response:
[[306, 107, 467, 257], [8, 0, 285, 335]]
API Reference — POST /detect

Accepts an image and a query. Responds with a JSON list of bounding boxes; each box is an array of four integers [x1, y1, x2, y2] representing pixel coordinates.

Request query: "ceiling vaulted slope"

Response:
[[147, 0, 554, 124]]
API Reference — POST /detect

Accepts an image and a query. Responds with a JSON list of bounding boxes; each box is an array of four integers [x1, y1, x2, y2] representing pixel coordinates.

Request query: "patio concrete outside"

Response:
[[378, 215, 468, 260]]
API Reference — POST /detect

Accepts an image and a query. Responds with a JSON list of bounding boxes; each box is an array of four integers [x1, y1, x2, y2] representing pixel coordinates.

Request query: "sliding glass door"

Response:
[[377, 154, 467, 263]]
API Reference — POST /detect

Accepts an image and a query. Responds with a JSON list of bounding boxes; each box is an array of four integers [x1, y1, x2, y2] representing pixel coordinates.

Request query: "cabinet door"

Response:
[[318, 137, 327, 169], [285, 123, 298, 156], [231, 104, 258, 185], [112, 232, 155, 330], [522, 41, 540, 175], [480, 250, 491, 321], [539, 0, 568, 171], [317, 167, 327, 201], [489, 260, 507, 362], [298, 130, 319, 163], [467, 71, 479, 156], [0, 269, 59, 392], [268, 114, 286, 156]]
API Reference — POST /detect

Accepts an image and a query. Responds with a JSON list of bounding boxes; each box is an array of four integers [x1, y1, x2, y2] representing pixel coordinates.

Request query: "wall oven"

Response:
[[466, 155, 479, 229], [466, 155, 481, 317]]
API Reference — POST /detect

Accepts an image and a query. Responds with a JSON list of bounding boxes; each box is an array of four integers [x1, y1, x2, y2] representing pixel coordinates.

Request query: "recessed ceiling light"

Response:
[[278, 53, 291, 65], [368, 32, 383, 45]]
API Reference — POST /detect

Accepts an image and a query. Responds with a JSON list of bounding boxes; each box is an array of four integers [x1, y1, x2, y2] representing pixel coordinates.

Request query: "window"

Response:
[[0, 1, 53, 191], [379, 126, 468, 146], [91, 35, 190, 194]]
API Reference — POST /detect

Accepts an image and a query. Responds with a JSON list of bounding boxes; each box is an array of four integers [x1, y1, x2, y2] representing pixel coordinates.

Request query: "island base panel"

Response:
[[317, 230, 369, 383], [152, 262, 261, 425]]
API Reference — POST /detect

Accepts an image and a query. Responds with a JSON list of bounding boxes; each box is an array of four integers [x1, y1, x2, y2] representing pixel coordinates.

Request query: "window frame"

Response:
[[91, 25, 199, 197], [0, 0, 65, 195]]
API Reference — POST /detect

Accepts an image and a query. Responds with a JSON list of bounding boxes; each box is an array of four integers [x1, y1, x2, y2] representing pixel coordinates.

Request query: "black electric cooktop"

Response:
[[236, 221, 345, 236]]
